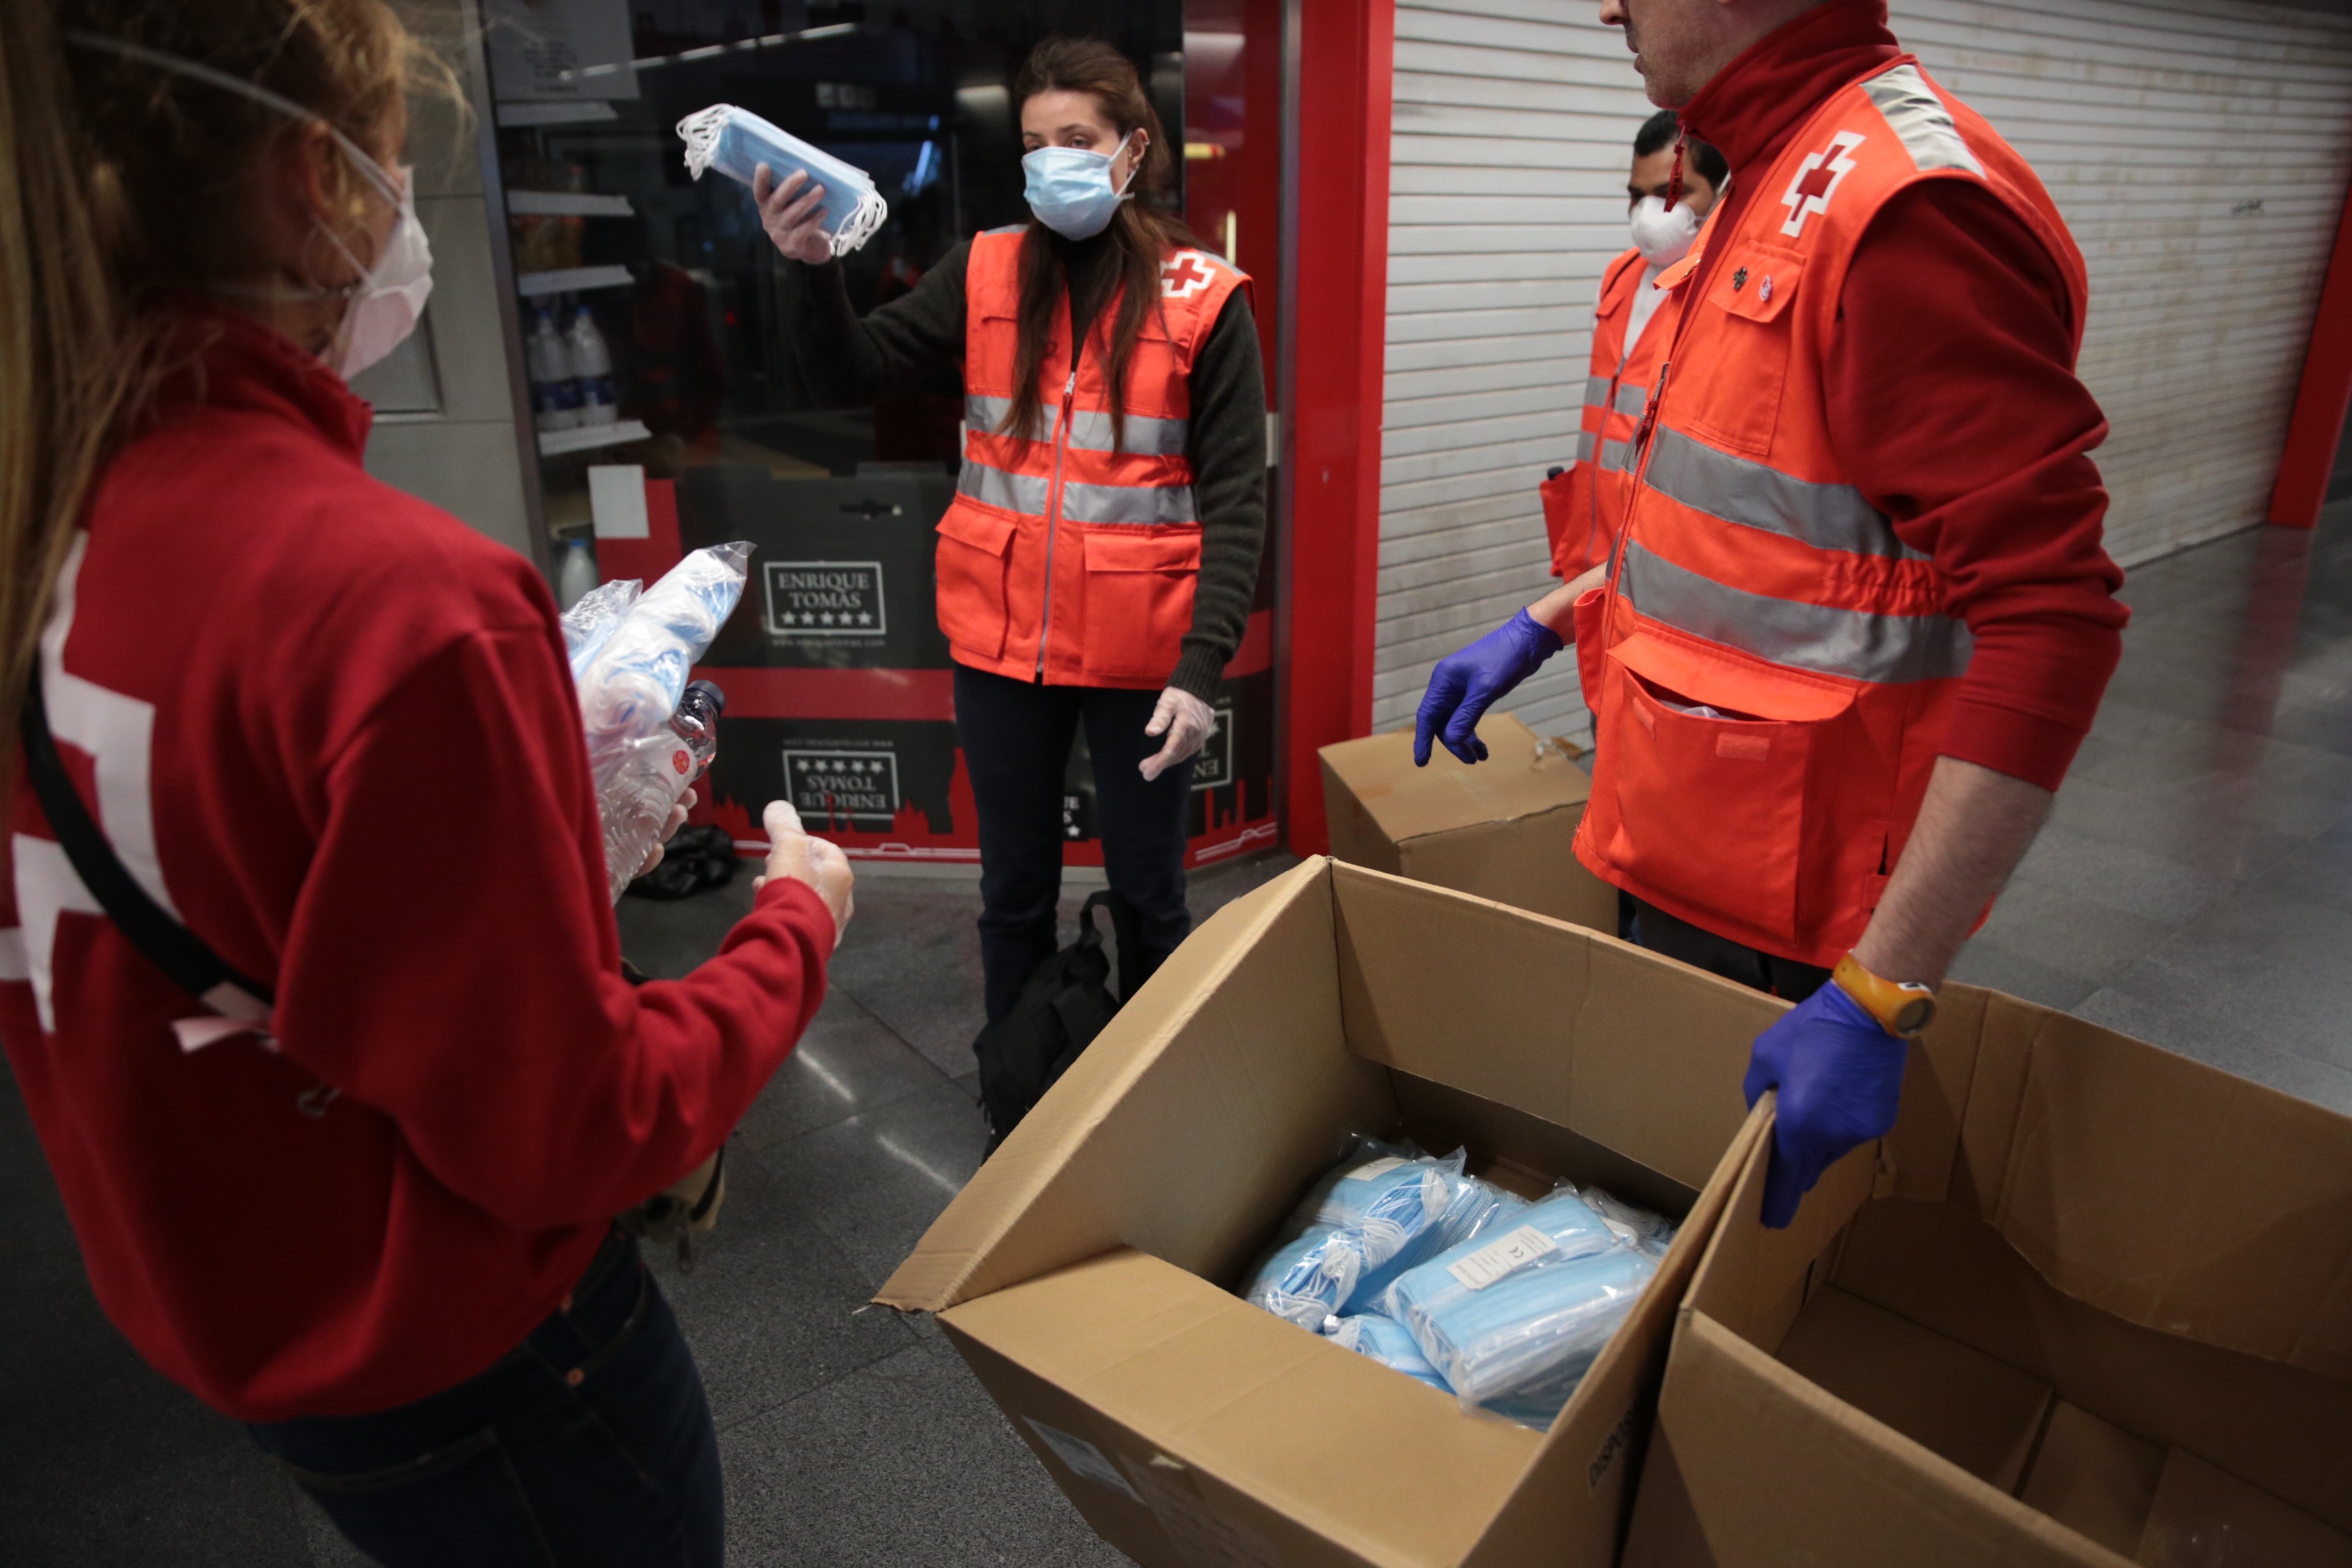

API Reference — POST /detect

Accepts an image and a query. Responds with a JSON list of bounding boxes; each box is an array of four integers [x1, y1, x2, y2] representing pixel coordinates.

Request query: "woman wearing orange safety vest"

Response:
[[760, 36, 1265, 1072], [1540, 111, 1724, 580]]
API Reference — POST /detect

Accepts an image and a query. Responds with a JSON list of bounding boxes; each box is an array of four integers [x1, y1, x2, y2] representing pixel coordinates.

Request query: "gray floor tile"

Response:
[[733, 990, 951, 1152], [1945, 941, 2102, 1012], [2010, 824, 2237, 927], [2089, 932, 2352, 1077], [2070, 988, 2352, 1118], [645, 1145, 922, 1433], [1, 1434, 312, 1568], [761, 1079, 990, 1294], [1969, 877, 2177, 986], [616, 876, 759, 978], [722, 1346, 1125, 1568]]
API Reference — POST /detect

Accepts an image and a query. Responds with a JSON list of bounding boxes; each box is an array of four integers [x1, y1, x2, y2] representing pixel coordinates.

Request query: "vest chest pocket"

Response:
[[1678, 247, 1804, 461], [1079, 525, 1200, 684]]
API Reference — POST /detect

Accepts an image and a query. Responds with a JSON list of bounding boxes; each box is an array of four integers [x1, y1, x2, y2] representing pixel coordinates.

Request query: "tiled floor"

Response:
[[5, 508, 2351, 1564]]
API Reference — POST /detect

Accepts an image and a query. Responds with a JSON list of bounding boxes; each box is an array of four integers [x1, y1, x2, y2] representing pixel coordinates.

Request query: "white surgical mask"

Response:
[[64, 31, 433, 379], [1022, 132, 1139, 241], [1630, 195, 1702, 268]]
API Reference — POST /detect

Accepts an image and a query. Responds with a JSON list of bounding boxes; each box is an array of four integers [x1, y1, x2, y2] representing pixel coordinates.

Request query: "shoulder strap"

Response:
[[18, 674, 273, 1017]]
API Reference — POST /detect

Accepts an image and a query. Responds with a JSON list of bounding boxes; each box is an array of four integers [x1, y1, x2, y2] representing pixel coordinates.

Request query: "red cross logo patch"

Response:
[[1160, 252, 1215, 301], [1779, 130, 1864, 238]]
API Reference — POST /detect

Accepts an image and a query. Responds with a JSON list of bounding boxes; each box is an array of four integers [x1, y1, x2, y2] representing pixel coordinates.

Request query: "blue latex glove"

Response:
[[1741, 981, 1908, 1229], [1413, 610, 1564, 766]]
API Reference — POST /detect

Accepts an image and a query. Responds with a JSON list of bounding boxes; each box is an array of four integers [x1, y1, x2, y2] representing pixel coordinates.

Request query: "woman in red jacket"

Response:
[[0, 4, 850, 1564]]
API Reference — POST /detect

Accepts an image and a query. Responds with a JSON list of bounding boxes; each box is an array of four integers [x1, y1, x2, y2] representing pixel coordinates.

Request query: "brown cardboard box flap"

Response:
[[876, 855, 1376, 1314], [1318, 712, 1589, 848], [2136, 1447, 2352, 1567], [2019, 1402, 2166, 1559], [1887, 983, 2352, 1378]]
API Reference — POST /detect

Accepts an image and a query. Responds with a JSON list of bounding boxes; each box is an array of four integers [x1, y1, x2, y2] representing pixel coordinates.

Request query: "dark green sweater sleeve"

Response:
[[1169, 290, 1268, 703], [780, 239, 971, 404]]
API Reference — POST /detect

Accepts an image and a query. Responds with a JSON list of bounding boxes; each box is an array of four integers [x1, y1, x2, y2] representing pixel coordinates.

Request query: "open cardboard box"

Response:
[[1320, 712, 1621, 934], [880, 856, 1779, 1567], [1625, 984, 2352, 1567]]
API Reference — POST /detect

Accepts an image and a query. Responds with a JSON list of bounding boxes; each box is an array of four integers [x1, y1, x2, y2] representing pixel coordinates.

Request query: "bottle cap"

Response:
[[684, 678, 726, 717]]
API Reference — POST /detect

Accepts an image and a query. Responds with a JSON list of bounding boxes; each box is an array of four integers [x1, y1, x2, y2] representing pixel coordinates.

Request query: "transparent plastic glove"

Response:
[[1742, 982, 1909, 1229], [1140, 687, 1216, 782], [1413, 609, 1564, 767], [752, 801, 856, 950]]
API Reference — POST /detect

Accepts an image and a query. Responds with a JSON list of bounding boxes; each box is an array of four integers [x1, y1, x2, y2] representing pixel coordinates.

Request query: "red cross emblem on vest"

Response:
[[1161, 252, 1215, 301], [1780, 130, 1865, 238]]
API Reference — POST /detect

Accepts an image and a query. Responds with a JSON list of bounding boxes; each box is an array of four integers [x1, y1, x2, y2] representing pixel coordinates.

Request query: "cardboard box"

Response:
[[1319, 712, 1620, 933], [1624, 984, 2352, 1568], [880, 856, 1783, 1567]]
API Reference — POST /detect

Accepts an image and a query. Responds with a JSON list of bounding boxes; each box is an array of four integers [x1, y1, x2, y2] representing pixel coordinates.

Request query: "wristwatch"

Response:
[[1831, 952, 1938, 1037]]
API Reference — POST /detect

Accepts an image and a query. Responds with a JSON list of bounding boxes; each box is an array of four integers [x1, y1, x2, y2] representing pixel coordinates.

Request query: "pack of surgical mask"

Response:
[[559, 576, 644, 684], [1324, 1313, 1450, 1393], [1380, 1185, 1675, 1431], [676, 105, 888, 255]]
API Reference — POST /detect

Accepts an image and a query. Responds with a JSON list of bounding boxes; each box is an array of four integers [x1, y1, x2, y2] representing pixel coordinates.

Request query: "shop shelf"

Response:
[[537, 419, 651, 458]]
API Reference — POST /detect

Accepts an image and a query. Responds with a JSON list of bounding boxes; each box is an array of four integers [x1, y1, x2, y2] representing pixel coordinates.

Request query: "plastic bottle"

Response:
[[528, 304, 582, 432], [603, 678, 725, 903], [556, 537, 599, 610], [567, 306, 619, 426]]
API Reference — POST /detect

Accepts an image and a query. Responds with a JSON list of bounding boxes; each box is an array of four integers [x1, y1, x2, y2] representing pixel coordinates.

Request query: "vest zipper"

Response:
[[1033, 367, 1079, 681]]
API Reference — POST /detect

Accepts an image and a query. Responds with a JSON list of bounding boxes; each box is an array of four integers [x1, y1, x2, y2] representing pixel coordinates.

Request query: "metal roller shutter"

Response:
[[1378, 0, 2352, 739]]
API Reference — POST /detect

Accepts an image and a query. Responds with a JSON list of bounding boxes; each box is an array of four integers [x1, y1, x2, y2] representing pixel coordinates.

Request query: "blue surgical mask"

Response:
[[1022, 132, 1138, 241]]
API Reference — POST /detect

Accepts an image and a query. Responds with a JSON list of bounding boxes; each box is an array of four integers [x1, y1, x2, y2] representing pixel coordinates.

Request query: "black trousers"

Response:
[[954, 665, 1194, 1026], [1621, 892, 1831, 1003]]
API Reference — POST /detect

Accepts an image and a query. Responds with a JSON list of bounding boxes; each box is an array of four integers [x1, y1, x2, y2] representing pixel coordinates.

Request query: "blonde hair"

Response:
[[0, 0, 431, 763]]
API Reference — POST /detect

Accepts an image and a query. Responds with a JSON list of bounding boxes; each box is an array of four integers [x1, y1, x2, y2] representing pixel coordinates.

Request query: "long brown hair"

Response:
[[0, 0, 426, 765], [1004, 37, 1197, 454]]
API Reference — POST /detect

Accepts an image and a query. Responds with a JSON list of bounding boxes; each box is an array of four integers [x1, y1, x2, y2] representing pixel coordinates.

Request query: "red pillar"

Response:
[[2268, 173, 2352, 528], [1283, 0, 1393, 855]]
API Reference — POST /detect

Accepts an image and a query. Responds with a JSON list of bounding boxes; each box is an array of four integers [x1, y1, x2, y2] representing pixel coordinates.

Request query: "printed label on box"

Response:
[[764, 560, 888, 638], [1189, 703, 1235, 791], [1447, 1224, 1558, 1290], [783, 747, 902, 829], [1117, 1453, 1283, 1568], [1024, 1419, 1142, 1503]]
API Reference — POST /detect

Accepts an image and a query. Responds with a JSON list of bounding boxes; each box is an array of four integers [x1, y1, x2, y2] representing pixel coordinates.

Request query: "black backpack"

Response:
[[975, 890, 1143, 1153]]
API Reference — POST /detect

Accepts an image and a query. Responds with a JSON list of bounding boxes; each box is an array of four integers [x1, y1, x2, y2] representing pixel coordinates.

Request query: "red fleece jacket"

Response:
[[1678, 0, 2128, 789], [0, 308, 831, 1422]]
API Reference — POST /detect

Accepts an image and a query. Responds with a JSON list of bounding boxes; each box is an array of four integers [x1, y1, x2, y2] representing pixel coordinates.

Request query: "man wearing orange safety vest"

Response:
[[1541, 111, 1724, 579], [1418, 0, 2127, 1228]]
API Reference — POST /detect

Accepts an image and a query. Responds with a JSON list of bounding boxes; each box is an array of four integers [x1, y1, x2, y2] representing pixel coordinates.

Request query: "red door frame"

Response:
[[1281, 0, 1394, 855], [2269, 171, 2352, 528]]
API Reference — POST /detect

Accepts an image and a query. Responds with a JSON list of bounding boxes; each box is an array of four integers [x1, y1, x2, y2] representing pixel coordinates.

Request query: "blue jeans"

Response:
[[248, 1231, 723, 1567]]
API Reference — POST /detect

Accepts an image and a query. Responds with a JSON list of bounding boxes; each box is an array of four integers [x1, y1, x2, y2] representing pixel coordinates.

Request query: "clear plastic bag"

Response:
[[1381, 1185, 1655, 1430], [1325, 1312, 1452, 1393], [1581, 1185, 1677, 1259], [676, 105, 888, 255], [1241, 1139, 1477, 1331], [559, 576, 642, 683], [1344, 1175, 1528, 1314], [575, 543, 752, 898]]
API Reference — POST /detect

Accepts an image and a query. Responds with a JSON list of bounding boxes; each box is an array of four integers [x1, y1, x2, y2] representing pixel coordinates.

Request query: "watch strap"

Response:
[[1831, 952, 1936, 1037]]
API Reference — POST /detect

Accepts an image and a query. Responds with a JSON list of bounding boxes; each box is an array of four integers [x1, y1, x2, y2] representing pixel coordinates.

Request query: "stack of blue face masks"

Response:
[[676, 104, 889, 255], [1241, 1140, 1493, 1331], [1324, 1313, 1450, 1392], [1381, 1185, 1675, 1432]]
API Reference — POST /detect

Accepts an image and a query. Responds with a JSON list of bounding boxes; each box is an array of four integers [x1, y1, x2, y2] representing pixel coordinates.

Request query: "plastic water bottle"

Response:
[[603, 679, 725, 902], [567, 306, 619, 426], [528, 305, 582, 432], [556, 537, 598, 611]]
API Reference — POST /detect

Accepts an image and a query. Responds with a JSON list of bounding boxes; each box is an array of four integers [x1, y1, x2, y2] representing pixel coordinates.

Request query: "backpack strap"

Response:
[[1080, 889, 1147, 1005], [18, 673, 273, 1021]]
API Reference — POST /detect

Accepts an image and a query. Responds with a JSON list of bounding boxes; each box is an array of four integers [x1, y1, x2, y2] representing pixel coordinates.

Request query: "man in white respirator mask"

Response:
[[1539, 111, 1724, 582]]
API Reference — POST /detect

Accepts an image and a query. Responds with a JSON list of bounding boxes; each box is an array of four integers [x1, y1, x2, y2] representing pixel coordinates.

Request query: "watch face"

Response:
[[1893, 995, 1937, 1035]]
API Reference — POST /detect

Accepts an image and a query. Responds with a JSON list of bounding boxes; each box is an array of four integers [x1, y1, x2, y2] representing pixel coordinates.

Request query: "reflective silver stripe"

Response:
[[1584, 374, 1613, 409], [1066, 409, 1188, 457], [1621, 541, 1972, 685], [1645, 427, 1923, 561], [1863, 64, 1982, 176], [964, 395, 1186, 456], [1060, 478, 1196, 526], [956, 459, 1049, 516], [1600, 439, 1634, 474], [1614, 382, 1648, 418], [965, 394, 1054, 442], [1575, 431, 1599, 463]]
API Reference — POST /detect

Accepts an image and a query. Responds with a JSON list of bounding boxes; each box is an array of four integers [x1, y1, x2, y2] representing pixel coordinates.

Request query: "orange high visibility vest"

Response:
[[932, 227, 1248, 688], [1572, 59, 2089, 967], [1542, 247, 1679, 579]]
